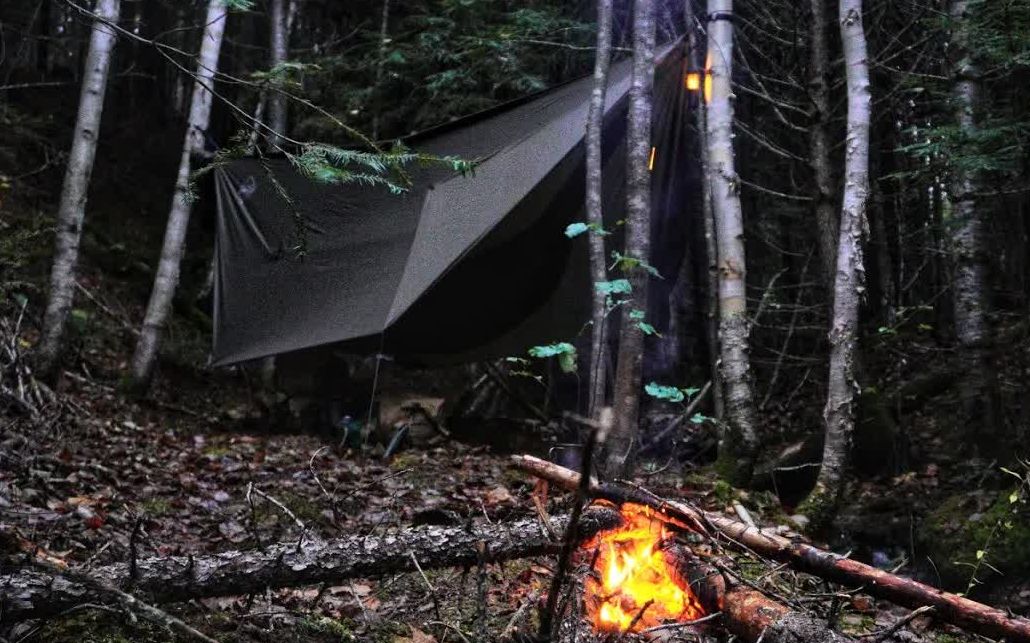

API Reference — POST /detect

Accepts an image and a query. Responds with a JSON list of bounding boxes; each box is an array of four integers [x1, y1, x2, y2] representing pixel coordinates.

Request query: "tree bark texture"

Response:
[[674, 552, 854, 643], [801, 0, 871, 527], [585, 0, 614, 420], [511, 455, 1030, 643], [130, 0, 227, 387], [1, 509, 621, 622], [607, 0, 656, 475], [267, 0, 289, 147], [371, 0, 391, 141], [948, 0, 996, 433], [705, 0, 760, 485], [35, 0, 121, 377], [685, 0, 724, 420], [808, 0, 840, 291]]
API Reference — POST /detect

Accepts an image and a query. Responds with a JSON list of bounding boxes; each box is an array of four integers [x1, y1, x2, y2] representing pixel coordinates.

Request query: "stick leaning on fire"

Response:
[[512, 453, 1030, 643]]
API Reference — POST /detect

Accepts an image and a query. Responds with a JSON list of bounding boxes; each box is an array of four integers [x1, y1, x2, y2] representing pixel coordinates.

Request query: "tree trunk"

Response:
[[371, 0, 391, 141], [685, 0, 724, 420], [35, 0, 121, 378], [808, 0, 840, 291], [948, 0, 997, 437], [512, 455, 1030, 643], [1, 509, 621, 622], [585, 0, 613, 419], [130, 0, 227, 388], [705, 0, 760, 485], [607, 0, 656, 476], [266, 0, 289, 147], [799, 0, 871, 528]]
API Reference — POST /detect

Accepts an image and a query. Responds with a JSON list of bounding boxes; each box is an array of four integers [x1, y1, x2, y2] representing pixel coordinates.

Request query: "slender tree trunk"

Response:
[[948, 0, 997, 436], [808, 0, 839, 291], [706, 0, 759, 485], [267, 0, 288, 147], [800, 0, 871, 528], [371, 0, 391, 141], [35, 0, 121, 378], [585, 0, 613, 419], [606, 0, 656, 476], [685, 0, 724, 421], [130, 0, 227, 388]]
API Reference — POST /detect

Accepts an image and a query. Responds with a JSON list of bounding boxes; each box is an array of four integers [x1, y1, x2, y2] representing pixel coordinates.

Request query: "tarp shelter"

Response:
[[212, 41, 693, 367]]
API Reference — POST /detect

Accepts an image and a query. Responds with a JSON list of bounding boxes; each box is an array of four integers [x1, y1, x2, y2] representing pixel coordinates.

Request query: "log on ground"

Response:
[[1, 507, 622, 622], [512, 455, 1030, 643]]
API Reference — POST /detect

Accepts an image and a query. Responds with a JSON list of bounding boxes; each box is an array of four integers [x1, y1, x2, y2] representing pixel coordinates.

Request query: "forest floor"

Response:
[[3, 106, 1029, 643]]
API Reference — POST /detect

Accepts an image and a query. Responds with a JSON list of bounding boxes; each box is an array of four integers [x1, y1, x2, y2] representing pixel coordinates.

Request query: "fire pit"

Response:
[[581, 503, 706, 633]]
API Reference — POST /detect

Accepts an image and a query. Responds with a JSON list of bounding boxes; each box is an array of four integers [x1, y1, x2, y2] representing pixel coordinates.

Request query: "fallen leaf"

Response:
[[394, 625, 436, 643]]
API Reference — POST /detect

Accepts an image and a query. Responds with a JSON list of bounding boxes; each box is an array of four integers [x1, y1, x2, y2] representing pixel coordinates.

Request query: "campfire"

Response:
[[582, 503, 706, 632]]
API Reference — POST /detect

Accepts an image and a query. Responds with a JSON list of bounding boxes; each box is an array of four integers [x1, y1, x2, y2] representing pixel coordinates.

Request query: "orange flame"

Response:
[[583, 503, 705, 632]]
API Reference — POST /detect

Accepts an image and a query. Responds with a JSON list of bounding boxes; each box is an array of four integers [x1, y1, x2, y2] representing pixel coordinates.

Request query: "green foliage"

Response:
[[296, 1, 592, 141], [594, 279, 632, 296], [610, 251, 662, 278], [528, 342, 577, 373], [564, 221, 609, 238], [644, 382, 685, 403]]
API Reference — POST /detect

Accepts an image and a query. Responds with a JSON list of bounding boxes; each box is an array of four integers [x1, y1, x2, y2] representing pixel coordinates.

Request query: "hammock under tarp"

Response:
[[211, 41, 691, 367]]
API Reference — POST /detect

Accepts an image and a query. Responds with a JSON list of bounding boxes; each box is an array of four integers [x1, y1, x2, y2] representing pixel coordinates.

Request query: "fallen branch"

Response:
[[673, 550, 854, 643], [1, 508, 621, 622], [512, 455, 1030, 643]]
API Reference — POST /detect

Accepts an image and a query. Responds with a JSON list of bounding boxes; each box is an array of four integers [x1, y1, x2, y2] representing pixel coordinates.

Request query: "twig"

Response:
[[537, 408, 611, 639], [501, 589, 539, 638], [861, 606, 935, 642], [250, 485, 310, 548], [641, 611, 722, 633], [409, 551, 441, 622]]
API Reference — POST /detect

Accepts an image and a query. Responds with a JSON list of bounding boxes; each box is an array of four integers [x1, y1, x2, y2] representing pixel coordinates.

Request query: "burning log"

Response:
[[0, 507, 621, 622], [513, 455, 1030, 643], [674, 551, 853, 643]]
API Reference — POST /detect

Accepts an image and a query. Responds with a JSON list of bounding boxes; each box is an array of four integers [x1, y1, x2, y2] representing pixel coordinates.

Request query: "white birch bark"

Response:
[[130, 0, 227, 387], [802, 0, 871, 526], [606, 0, 656, 476], [585, 0, 614, 419], [36, 0, 121, 376], [686, 0, 724, 420], [706, 0, 760, 485]]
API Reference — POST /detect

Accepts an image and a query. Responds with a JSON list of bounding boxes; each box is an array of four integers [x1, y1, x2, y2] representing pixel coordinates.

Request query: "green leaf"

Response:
[[564, 222, 589, 238], [528, 342, 575, 358], [690, 413, 709, 425], [610, 251, 663, 278], [976, 549, 986, 560], [557, 349, 577, 374], [683, 387, 701, 397], [637, 321, 659, 336], [595, 279, 632, 296], [629, 309, 646, 320], [1011, 491, 1021, 504], [644, 382, 685, 403]]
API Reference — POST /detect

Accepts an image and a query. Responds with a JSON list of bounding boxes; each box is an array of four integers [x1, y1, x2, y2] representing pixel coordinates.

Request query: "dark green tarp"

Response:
[[212, 42, 690, 367]]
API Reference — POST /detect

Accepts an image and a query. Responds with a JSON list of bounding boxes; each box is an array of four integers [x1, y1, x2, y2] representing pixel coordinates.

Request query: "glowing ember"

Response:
[[583, 503, 705, 633]]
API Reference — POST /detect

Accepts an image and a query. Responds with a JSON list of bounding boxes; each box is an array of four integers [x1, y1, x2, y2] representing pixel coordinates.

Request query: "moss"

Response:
[[140, 497, 174, 517], [300, 615, 355, 640], [711, 479, 736, 506], [920, 490, 1030, 589], [278, 490, 327, 524], [795, 481, 840, 534], [37, 610, 181, 642]]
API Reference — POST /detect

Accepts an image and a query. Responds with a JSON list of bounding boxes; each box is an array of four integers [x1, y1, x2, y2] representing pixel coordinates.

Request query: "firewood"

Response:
[[512, 454, 1030, 643], [0, 507, 621, 622]]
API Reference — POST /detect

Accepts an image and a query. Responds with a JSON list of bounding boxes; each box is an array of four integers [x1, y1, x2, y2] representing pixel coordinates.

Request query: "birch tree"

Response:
[[130, 0, 228, 388], [606, 0, 656, 475], [948, 0, 995, 430], [705, 0, 760, 485], [685, 0, 723, 420], [801, 0, 871, 526], [35, 0, 121, 378], [585, 0, 614, 419]]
